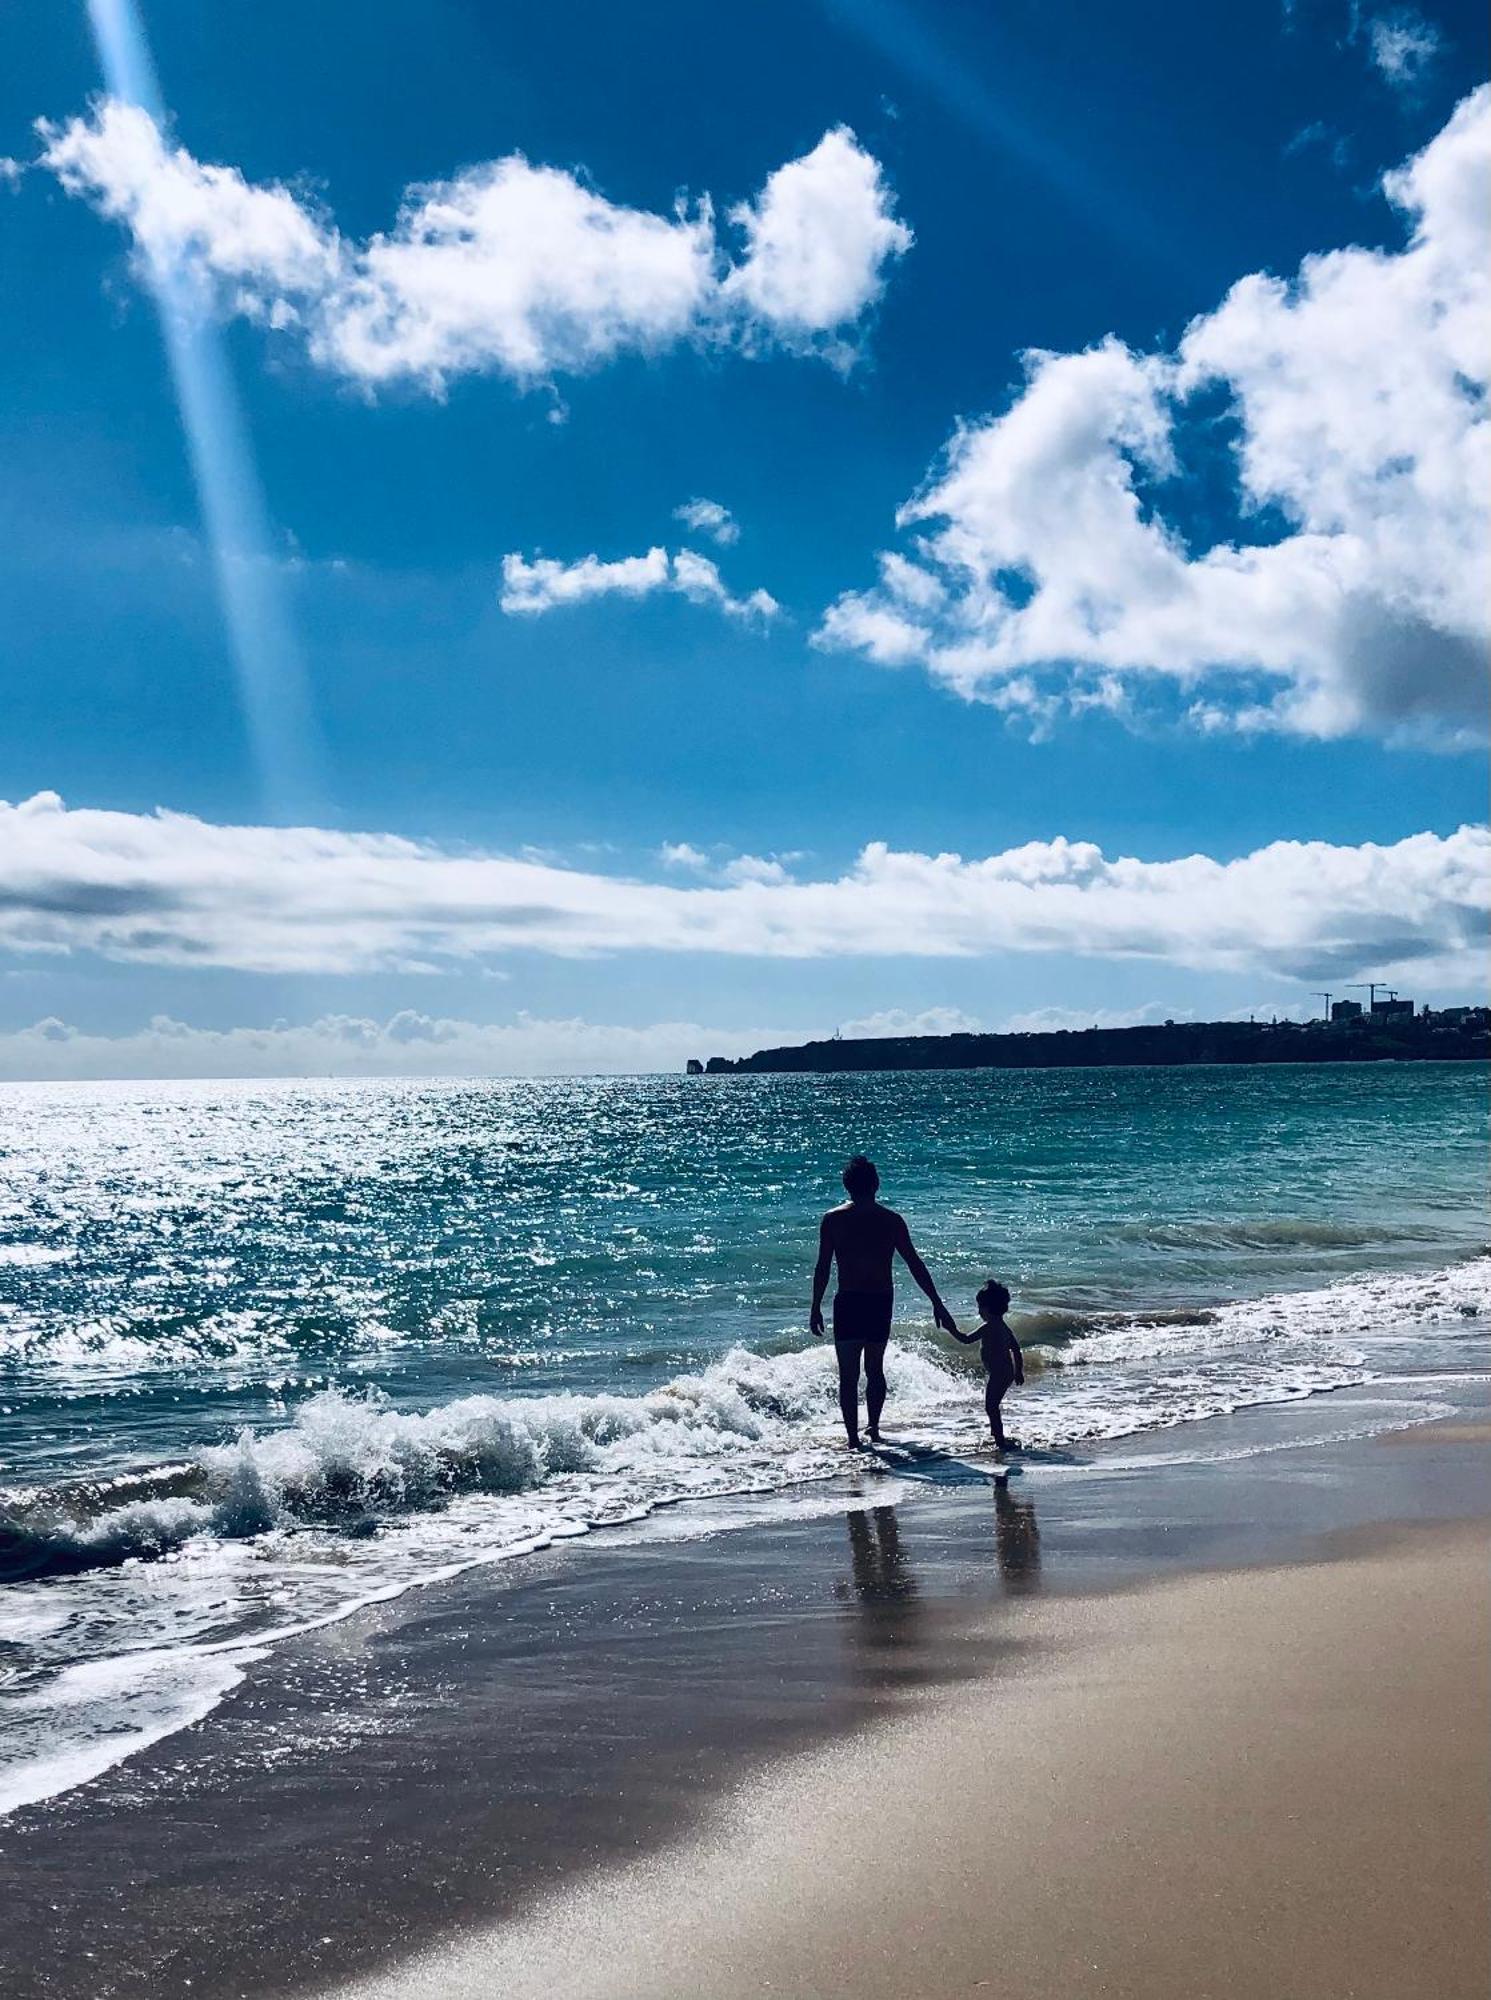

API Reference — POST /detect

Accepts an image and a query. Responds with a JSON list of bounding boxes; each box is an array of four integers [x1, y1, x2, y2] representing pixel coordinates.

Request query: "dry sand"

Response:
[[334, 1516, 1490, 2000]]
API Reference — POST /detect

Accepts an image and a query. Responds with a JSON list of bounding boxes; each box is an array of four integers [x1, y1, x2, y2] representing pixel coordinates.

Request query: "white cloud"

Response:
[[499, 545, 670, 612], [721, 125, 912, 358], [669, 549, 780, 621], [839, 1006, 983, 1037], [500, 545, 779, 622], [997, 1003, 1176, 1033], [720, 854, 791, 885], [0, 1010, 774, 1082], [2, 793, 1484, 989], [659, 846, 801, 886], [673, 497, 739, 545], [38, 98, 336, 299], [816, 87, 1491, 743], [37, 101, 909, 391], [1357, 5, 1442, 87]]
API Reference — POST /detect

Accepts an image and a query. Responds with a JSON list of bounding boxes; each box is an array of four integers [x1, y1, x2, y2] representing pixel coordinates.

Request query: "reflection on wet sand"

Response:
[[992, 1476, 1042, 1593], [840, 1504, 921, 1652], [835, 1481, 1042, 1679]]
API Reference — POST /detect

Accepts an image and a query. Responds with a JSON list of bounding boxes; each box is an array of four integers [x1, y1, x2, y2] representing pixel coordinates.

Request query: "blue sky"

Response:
[[0, 0, 1486, 1074]]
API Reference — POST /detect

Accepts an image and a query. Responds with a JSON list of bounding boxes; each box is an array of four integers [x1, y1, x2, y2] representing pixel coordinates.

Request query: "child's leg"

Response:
[[985, 1372, 1007, 1448]]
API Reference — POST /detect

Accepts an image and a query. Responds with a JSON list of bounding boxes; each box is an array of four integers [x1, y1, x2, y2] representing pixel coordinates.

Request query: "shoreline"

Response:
[[3, 1387, 1488, 1999], [359, 1509, 1487, 2000]]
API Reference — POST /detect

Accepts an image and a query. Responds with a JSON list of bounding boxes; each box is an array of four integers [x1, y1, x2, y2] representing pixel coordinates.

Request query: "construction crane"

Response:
[[1314, 991, 1333, 1020], [1347, 982, 1386, 1008]]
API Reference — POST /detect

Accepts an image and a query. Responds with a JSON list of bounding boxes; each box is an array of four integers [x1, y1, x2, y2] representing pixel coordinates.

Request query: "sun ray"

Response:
[[86, 0, 323, 821]]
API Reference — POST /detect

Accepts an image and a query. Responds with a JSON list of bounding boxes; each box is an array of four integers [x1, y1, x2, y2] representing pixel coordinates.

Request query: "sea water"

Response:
[[1, 1064, 1487, 1812]]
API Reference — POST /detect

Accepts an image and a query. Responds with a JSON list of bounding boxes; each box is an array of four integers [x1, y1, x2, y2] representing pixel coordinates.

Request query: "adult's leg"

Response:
[[835, 1339, 863, 1445], [864, 1339, 889, 1441]]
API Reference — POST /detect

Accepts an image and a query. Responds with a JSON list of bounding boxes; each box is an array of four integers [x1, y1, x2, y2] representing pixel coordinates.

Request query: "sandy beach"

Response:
[[341, 1507, 1489, 2000], [5, 1402, 1487, 2000]]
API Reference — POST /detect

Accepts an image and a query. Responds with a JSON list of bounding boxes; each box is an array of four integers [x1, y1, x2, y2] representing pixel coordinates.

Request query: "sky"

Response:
[[0, 0, 1487, 1077]]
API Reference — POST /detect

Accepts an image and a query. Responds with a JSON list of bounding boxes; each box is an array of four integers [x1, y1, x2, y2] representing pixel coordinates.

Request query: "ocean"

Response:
[[2, 1063, 1487, 1817]]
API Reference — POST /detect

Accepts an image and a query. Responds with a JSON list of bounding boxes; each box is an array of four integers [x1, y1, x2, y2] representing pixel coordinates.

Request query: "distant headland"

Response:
[[690, 1002, 1490, 1076]]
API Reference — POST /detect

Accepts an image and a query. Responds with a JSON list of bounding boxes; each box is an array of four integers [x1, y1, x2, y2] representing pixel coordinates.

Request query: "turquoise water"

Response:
[[1, 1064, 1487, 1811]]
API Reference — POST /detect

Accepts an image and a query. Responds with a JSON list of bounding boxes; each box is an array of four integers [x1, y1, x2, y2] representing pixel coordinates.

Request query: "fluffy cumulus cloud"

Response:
[[2, 793, 1485, 990], [0, 1010, 778, 1081], [817, 88, 1490, 742], [673, 497, 739, 545], [499, 545, 778, 622], [720, 126, 913, 357], [36, 101, 909, 390]]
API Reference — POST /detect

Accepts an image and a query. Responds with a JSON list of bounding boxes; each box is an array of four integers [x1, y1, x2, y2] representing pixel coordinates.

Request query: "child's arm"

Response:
[[1005, 1324, 1025, 1382], [951, 1325, 979, 1344]]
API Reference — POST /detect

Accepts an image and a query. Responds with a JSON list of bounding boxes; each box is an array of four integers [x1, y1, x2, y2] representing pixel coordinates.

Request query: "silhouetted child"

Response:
[[954, 1280, 1024, 1449]]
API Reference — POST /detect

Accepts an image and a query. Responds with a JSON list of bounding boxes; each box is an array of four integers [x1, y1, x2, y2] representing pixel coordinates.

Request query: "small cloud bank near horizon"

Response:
[[0, 1010, 780, 1082], [0, 990, 1468, 1083], [2, 793, 1485, 994], [36, 106, 910, 391], [817, 86, 1490, 744]]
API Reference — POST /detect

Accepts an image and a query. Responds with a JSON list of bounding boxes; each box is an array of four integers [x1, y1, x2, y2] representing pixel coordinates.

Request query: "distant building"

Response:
[[1371, 998, 1414, 1019], [1330, 999, 1363, 1022]]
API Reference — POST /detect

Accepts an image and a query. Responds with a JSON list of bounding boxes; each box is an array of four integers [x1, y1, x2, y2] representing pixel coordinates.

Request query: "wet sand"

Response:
[[339, 1513, 1490, 2000], [3, 1397, 1488, 2000]]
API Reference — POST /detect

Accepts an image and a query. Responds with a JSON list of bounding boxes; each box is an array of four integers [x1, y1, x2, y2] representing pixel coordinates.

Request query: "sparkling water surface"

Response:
[[1, 1064, 1487, 1813]]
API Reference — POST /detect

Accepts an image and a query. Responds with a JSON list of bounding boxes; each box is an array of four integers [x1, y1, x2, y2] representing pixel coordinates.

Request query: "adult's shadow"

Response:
[[861, 1440, 995, 1489], [868, 1440, 1085, 1485], [844, 1504, 919, 1613], [837, 1503, 926, 1676]]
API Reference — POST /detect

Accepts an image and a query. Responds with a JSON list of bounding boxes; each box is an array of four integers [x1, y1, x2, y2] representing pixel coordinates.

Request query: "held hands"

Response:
[[933, 1300, 961, 1337]]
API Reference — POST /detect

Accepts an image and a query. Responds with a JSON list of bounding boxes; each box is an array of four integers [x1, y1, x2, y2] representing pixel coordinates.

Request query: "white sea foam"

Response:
[[1045, 1256, 1491, 1368], [3, 1255, 1488, 1821]]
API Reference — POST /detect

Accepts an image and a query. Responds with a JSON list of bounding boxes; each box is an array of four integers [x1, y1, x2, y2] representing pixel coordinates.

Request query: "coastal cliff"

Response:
[[699, 1010, 1491, 1075]]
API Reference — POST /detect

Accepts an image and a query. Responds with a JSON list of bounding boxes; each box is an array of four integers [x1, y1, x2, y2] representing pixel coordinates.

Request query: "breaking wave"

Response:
[[8, 1257, 1489, 1589], [0, 1344, 957, 1583]]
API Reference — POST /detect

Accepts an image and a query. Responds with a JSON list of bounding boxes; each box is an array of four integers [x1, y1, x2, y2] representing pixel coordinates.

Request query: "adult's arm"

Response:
[[894, 1216, 958, 1333], [810, 1215, 833, 1336]]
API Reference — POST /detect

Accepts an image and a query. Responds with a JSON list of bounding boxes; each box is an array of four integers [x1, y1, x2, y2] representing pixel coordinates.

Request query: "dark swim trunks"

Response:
[[833, 1290, 893, 1353]]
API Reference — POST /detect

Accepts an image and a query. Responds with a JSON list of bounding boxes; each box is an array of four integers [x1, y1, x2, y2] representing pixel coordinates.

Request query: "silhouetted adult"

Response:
[[811, 1155, 959, 1447]]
